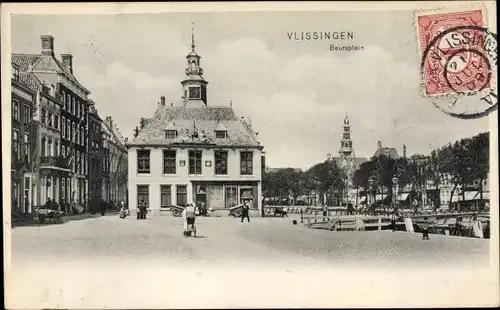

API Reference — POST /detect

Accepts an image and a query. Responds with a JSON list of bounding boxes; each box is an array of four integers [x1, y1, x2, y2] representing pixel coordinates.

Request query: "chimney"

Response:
[[61, 54, 73, 74], [41, 35, 55, 56], [106, 116, 113, 128], [403, 144, 407, 159], [160, 96, 166, 107]]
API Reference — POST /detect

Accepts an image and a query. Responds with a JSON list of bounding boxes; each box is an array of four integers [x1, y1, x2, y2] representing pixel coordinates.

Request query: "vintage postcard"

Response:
[[2, 2, 498, 309]]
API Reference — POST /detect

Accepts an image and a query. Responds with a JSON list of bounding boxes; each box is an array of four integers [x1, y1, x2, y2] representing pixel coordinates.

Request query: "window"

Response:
[[48, 139, 53, 157], [215, 150, 228, 175], [72, 122, 76, 142], [62, 178, 66, 199], [176, 185, 187, 206], [12, 100, 20, 121], [163, 150, 176, 174], [66, 94, 70, 110], [66, 119, 70, 138], [76, 101, 79, 118], [12, 66, 19, 81], [23, 104, 31, 124], [240, 151, 253, 175], [55, 140, 59, 157], [62, 146, 66, 157], [24, 133, 30, 161], [62, 117, 66, 138], [215, 130, 227, 139], [62, 91, 66, 105], [189, 86, 201, 99], [343, 133, 349, 139], [189, 150, 202, 175], [344, 127, 349, 132], [47, 112, 53, 127], [12, 130, 20, 159], [137, 149, 150, 173], [41, 137, 46, 157], [76, 150, 80, 172], [72, 98, 76, 115], [160, 185, 172, 208], [165, 130, 177, 139], [137, 185, 150, 206]]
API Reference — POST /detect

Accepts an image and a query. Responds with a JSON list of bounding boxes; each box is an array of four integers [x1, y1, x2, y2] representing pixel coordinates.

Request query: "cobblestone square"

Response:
[[7, 214, 497, 308]]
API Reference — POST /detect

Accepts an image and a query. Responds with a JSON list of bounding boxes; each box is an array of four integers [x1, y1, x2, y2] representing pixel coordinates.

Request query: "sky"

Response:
[[11, 12, 490, 170]]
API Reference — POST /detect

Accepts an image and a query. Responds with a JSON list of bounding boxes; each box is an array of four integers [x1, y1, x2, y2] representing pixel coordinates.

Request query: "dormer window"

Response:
[[215, 130, 227, 139], [12, 65, 19, 81], [165, 130, 178, 139]]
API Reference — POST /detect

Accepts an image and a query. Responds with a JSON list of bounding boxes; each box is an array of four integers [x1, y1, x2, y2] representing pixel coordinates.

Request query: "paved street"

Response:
[[7, 214, 496, 308]]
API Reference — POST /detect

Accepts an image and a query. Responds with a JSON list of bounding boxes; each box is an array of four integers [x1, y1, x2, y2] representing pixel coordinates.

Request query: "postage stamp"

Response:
[[416, 7, 498, 118]]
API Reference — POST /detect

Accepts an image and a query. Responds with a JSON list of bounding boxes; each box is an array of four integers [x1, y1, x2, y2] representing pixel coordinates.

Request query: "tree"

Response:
[[305, 159, 343, 205], [467, 132, 489, 202]]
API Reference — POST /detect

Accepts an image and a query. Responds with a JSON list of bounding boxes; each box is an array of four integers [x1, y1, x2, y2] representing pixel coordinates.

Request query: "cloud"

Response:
[[77, 61, 178, 91]]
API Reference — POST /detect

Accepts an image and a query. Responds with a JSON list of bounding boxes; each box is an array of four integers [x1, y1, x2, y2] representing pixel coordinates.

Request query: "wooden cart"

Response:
[[228, 205, 243, 217], [170, 204, 185, 217]]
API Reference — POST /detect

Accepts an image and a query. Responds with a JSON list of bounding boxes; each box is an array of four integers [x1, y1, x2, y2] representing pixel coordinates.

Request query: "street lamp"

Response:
[[392, 177, 398, 213], [368, 177, 375, 207]]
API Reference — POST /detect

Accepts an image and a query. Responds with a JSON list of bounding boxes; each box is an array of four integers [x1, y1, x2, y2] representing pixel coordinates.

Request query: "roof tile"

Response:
[[129, 106, 261, 148]]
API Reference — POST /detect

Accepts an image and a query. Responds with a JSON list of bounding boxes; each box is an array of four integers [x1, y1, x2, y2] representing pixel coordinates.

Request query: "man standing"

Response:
[[241, 200, 250, 223], [184, 202, 196, 234], [391, 211, 398, 232], [137, 199, 145, 220], [420, 217, 431, 240]]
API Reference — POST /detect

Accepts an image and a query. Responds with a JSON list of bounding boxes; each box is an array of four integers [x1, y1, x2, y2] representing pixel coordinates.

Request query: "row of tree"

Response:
[[263, 132, 489, 208]]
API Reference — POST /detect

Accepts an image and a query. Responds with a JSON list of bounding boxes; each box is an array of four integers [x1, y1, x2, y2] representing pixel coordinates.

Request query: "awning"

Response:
[[464, 191, 480, 201], [398, 193, 409, 201]]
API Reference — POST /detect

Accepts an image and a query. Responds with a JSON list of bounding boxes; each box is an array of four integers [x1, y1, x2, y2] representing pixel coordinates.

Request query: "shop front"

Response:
[[191, 181, 259, 211]]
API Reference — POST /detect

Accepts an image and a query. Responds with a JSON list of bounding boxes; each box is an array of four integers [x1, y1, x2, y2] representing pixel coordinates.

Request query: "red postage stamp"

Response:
[[416, 8, 492, 96]]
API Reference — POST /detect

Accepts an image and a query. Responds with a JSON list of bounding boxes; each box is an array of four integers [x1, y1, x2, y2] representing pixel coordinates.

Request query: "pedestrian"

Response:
[[391, 211, 397, 232], [100, 199, 106, 216], [183, 202, 196, 235], [137, 199, 145, 220], [241, 200, 250, 223], [420, 217, 431, 240]]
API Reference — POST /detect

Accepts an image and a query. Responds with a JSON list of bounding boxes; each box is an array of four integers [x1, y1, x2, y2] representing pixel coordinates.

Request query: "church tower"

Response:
[[181, 24, 208, 108], [339, 114, 354, 160]]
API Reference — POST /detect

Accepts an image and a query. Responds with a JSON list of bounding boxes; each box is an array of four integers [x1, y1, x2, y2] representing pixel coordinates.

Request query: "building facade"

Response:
[[11, 63, 36, 214], [127, 30, 264, 214], [19, 71, 70, 210], [102, 116, 128, 205], [88, 100, 103, 212], [13, 35, 91, 211]]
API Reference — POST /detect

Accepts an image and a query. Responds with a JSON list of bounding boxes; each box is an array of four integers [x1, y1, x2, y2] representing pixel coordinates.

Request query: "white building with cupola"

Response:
[[127, 28, 265, 215]]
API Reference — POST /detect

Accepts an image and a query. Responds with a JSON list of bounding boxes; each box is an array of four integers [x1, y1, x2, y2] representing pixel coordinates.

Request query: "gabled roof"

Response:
[[215, 122, 228, 132], [165, 121, 177, 131], [128, 106, 262, 148], [373, 147, 400, 159], [18, 71, 43, 92], [12, 53, 90, 94], [331, 156, 368, 170]]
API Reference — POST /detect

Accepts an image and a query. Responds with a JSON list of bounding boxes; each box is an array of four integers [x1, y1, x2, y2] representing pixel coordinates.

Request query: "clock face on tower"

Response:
[[189, 86, 201, 99]]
